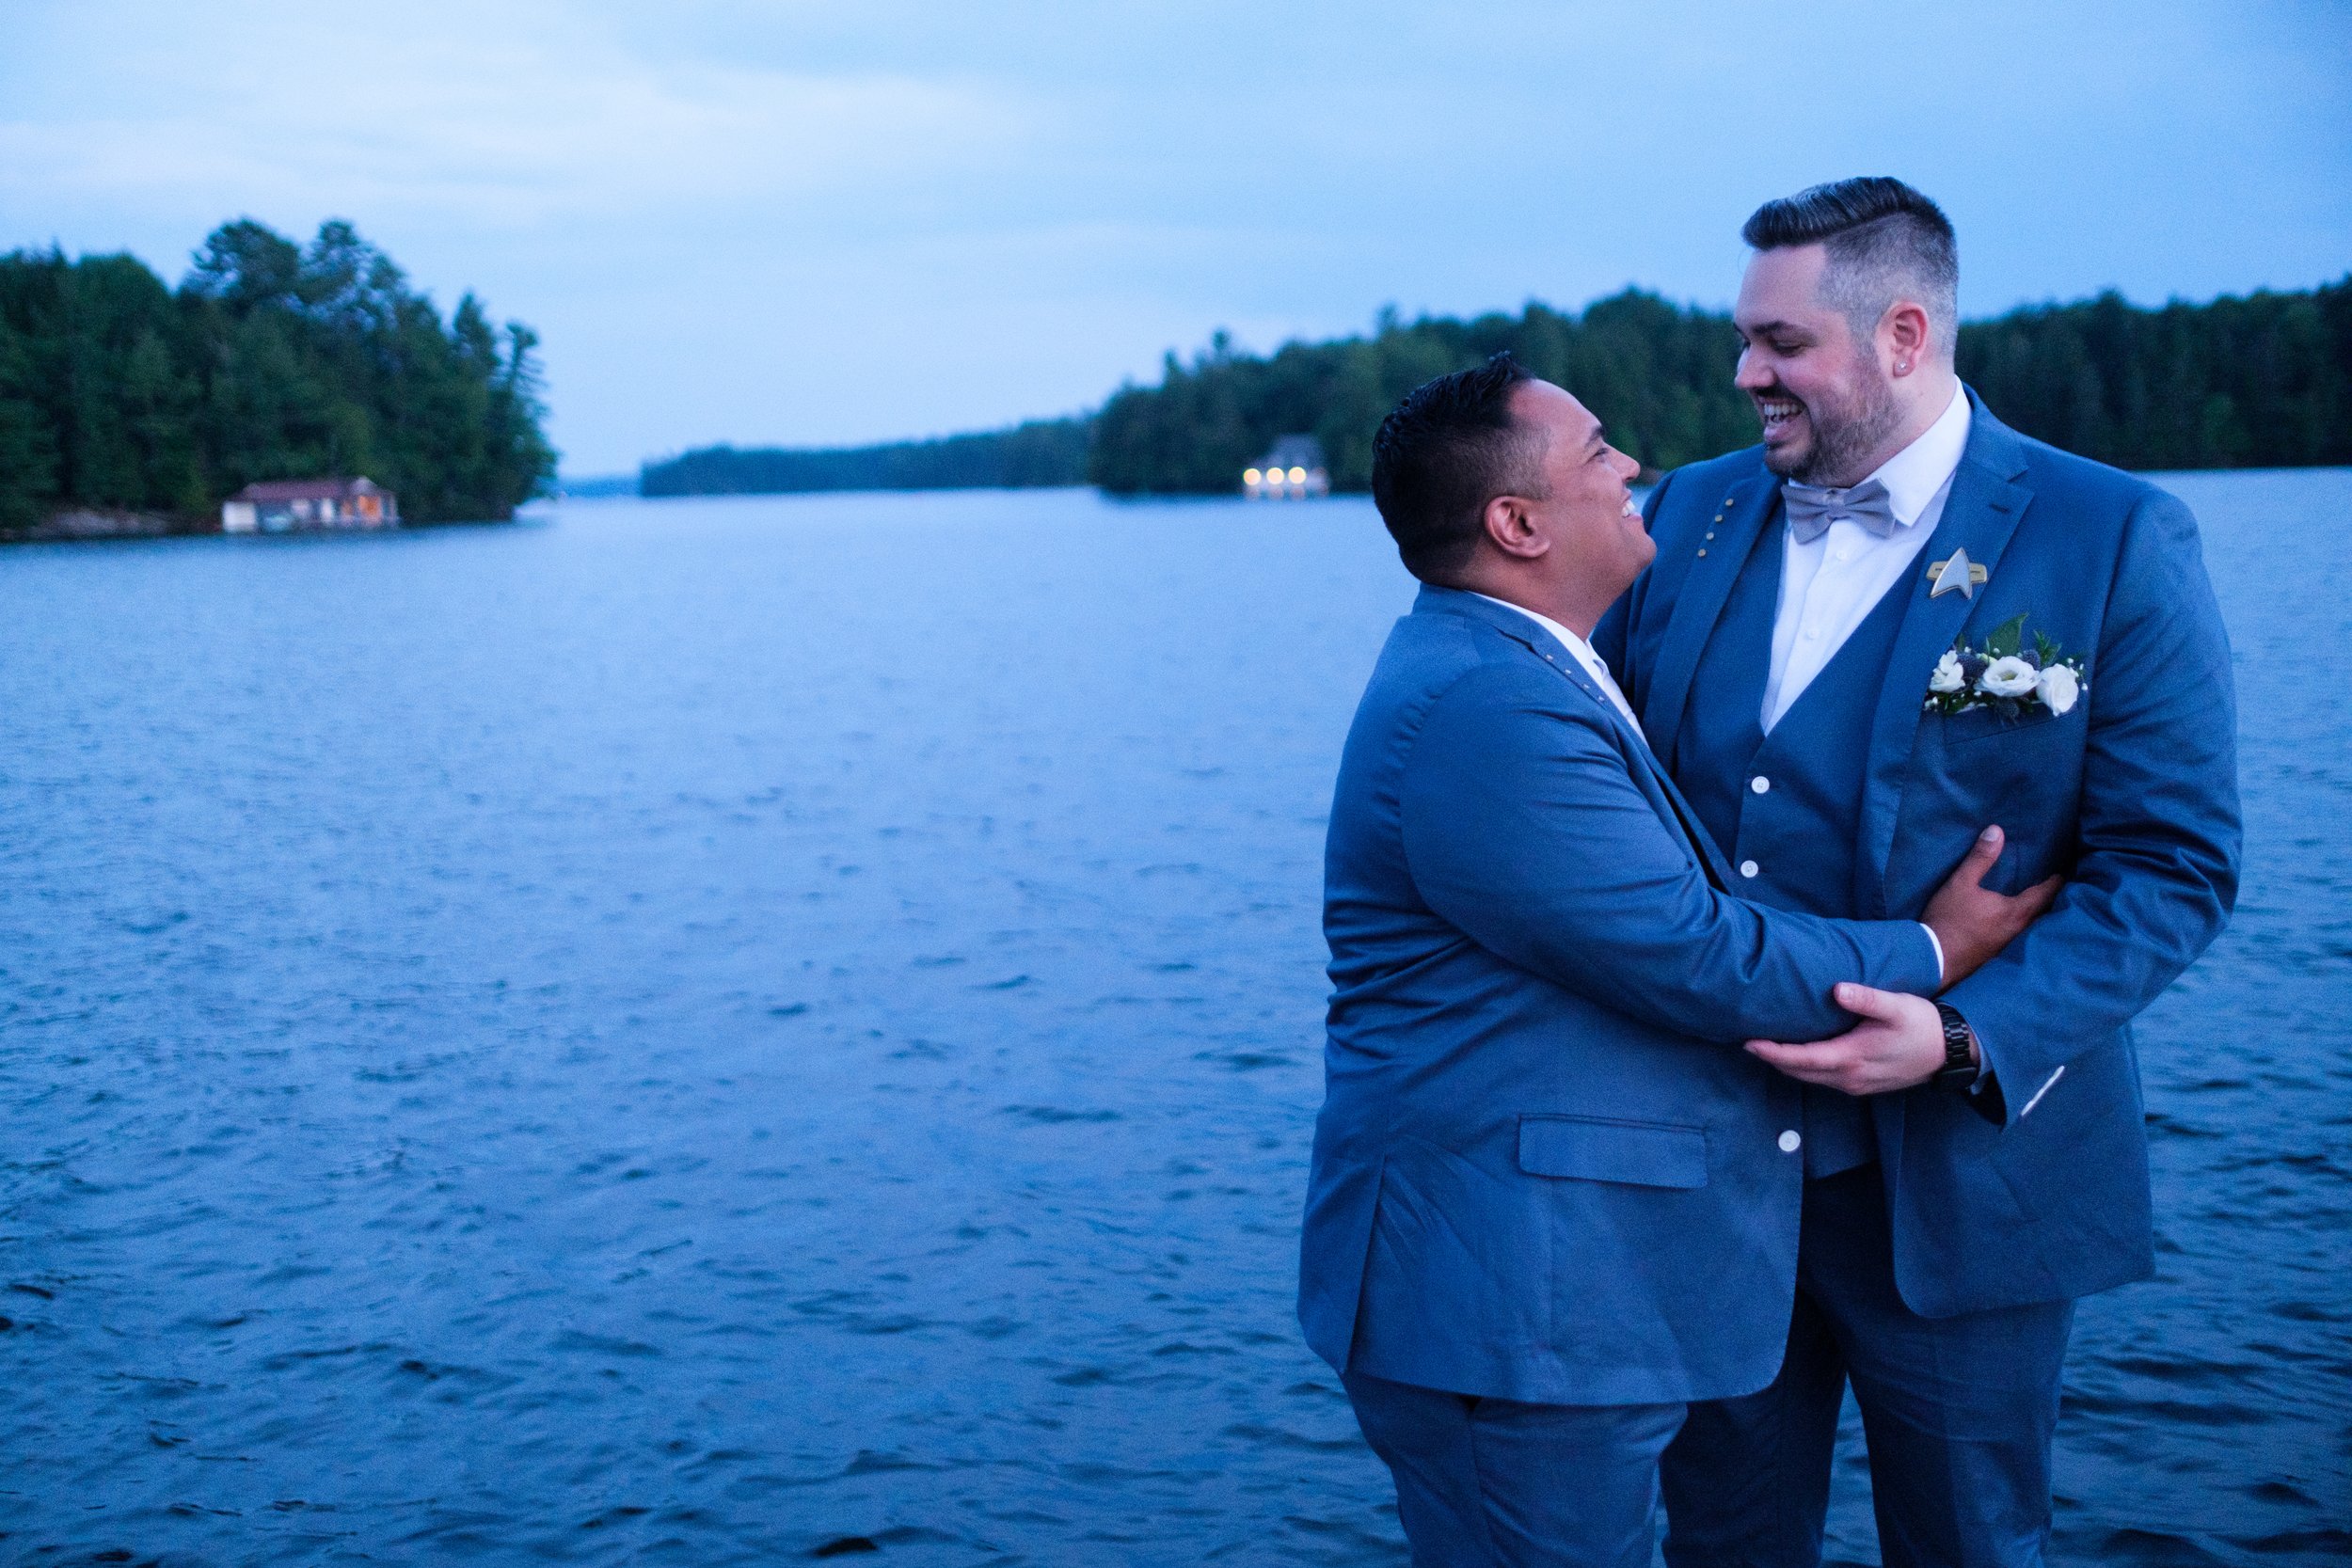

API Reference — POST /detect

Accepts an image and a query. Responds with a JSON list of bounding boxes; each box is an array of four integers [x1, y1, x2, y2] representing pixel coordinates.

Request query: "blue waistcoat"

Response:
[[1671, 514, 1914, 1177]]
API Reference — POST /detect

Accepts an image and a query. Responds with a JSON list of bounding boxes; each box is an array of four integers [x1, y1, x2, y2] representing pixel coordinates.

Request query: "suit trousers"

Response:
[[1343, 1370, 1685, 1568], [1659, 1164, 2075, 1568]]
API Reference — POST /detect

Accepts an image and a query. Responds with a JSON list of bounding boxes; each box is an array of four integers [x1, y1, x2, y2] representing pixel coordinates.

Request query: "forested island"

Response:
[[643, 277, 2351, 498], [0, 220, 553, 536]]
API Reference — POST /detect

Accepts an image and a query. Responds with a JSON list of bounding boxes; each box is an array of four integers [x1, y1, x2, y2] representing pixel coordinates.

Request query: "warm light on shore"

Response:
[[1242, 436, 1330, 499]]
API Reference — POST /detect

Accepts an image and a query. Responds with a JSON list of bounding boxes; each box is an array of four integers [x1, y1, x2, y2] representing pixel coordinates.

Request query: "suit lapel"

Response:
[[1853, 396, 2035, 914], [1640, 467, 1780, 772]]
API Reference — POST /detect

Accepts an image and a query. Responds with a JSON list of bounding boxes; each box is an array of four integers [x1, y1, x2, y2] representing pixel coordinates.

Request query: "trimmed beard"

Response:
[[1771, 372, 1904, 486]]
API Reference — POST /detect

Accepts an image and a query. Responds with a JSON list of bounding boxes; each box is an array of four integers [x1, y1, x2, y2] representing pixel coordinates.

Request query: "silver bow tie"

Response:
[[1781, 477, 1898, 544]]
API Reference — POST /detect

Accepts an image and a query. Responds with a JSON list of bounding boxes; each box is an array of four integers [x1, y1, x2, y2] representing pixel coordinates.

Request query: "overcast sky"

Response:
[[6, 0, 2347, 474]]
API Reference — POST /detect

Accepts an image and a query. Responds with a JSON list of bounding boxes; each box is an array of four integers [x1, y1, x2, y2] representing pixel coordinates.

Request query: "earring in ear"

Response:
[[1896, 360, 1910, 373]]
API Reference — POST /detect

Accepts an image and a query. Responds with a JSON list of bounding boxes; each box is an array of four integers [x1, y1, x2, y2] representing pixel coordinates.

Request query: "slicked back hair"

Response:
[[1370, 353, 1544, 583], [1742, 177, 1959, 356]]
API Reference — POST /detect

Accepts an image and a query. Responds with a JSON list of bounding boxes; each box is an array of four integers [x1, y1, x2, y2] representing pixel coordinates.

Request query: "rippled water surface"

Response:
[[4, 477, 2346, 1565]]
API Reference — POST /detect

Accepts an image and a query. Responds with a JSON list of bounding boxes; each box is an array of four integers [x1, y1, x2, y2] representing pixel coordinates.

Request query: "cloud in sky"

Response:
[[6, 0, 2347, 471]]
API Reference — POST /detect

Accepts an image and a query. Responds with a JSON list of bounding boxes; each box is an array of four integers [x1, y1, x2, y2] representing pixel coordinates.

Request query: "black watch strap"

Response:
[[1932, 1002, 1979, 1092]]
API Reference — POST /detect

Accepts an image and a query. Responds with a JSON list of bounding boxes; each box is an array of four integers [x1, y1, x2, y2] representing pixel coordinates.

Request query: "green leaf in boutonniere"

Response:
[[1985, 612, 2026, 659]]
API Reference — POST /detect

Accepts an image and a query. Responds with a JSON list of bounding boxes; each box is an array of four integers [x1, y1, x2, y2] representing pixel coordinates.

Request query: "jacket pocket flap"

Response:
[[1518, 1116, 1708, 1189], [1936, 705, 2063, 748]]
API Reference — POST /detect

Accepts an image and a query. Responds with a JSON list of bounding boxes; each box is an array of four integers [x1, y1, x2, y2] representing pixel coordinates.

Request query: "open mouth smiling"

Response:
[[1756, 396, 1804, 436]]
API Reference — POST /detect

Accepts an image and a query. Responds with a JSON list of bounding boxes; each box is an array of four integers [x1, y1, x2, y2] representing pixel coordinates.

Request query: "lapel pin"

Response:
[[1928, 549, 1987, 598]]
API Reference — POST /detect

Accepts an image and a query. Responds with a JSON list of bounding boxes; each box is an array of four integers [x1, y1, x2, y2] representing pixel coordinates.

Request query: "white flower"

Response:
[[1979, 656, 2040, 698], [2037, 663, 2081, 715], [1930, 651, 1965, 693]]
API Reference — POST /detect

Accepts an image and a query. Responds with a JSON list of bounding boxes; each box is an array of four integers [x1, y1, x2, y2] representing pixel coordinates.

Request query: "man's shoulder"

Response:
[[1995, 420, 2170, 512], [1977, 413, 2205, 573], [1354, 599, 1613, 749], [1609, 449, 1767, 645], [1369, 599, 1577, 707], [1653, 446, 1769, 521]]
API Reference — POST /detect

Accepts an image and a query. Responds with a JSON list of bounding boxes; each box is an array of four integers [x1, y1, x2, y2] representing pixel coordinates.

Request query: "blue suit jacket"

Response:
[[1593, 392, 2241, 1316], [1299, 587, 1944, 1405]]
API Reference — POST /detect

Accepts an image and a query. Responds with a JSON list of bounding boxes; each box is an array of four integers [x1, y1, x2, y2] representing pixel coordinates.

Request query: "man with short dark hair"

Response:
[[1300, 354, 2054, 1564], [1594, 177, 2240, 1564]]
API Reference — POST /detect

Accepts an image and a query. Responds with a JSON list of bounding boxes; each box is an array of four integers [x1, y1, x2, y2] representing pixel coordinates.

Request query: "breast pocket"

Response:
[[1935, 705, 2067, 749], [1518, 1115, 1708, 1189]]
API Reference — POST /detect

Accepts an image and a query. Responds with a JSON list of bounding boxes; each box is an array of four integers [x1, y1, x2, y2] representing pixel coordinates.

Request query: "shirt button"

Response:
[[1778, 1130, 1803, 1153], [1804, 628, 1820, 641], [1740, 860, 1760, 879], [1750, 776, 1770, 794]]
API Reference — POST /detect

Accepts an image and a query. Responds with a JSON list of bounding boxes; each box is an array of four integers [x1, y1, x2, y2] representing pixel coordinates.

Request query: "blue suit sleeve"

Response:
[[1945, 488, 2242, 1123], [1398, 663, 1944, 1045]]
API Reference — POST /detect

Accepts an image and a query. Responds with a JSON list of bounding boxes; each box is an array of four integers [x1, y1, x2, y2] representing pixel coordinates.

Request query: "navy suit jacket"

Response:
[[1593, 392, 2241, 1316], [1299, 586, 1944, 1405]]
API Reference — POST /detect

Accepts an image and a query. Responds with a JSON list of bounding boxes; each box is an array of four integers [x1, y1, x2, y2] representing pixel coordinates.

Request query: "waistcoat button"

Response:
[[1750, 776, 1770, 794], [1740, 860, 1759, 879], [1778, 1130, 1803, 1153]]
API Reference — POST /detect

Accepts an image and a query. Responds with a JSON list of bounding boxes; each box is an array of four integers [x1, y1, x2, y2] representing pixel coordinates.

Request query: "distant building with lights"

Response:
[[221, 477, 399, 533], [1243, 436, 1329, 499]]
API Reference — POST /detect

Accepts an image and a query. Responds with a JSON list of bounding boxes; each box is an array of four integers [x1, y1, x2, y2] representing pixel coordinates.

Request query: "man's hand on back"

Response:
[[1922, 825, 2061, 990]]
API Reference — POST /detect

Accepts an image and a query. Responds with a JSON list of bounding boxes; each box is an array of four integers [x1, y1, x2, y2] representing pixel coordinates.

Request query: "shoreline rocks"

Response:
[[1, 508, 206, 544]]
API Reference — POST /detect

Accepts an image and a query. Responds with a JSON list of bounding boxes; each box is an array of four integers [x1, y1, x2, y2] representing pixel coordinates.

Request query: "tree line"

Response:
[[0, 219, 555, 533], [1082, 277, 2352, 494], [642, 417, 1088, 497]]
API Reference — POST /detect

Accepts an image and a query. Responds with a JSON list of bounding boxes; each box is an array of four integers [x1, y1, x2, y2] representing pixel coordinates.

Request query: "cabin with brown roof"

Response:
[[221, 478, 398, 533]]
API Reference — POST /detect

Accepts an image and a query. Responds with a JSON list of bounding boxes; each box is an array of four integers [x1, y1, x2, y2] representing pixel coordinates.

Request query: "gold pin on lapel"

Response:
[[1928, 549, 1988, 598]]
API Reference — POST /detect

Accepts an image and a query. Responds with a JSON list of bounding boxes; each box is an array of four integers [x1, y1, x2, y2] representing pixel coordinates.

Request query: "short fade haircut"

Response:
[[1742, 177, 1959, 356], [1369, 353, 1544, 582]]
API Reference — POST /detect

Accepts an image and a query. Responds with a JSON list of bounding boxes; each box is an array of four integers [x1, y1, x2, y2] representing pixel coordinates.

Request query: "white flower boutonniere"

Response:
[[1923, 613, 2089, 721], [1979, 656, 2039, 698], [2036, 662, 2080, 715]]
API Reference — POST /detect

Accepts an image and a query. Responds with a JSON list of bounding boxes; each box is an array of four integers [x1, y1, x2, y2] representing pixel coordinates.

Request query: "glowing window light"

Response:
[[1244, 468, 1262, 485], [1287, 467, 1307, 483]]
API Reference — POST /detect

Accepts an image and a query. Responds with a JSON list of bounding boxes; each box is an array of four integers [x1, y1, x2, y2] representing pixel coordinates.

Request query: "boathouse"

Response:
[[1243, 436, 1330, 499], [221, 478, 399, 533]]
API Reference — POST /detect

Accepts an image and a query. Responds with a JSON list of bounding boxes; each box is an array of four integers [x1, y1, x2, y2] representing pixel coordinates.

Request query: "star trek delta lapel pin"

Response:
[[1927, 548, 1988, 598]]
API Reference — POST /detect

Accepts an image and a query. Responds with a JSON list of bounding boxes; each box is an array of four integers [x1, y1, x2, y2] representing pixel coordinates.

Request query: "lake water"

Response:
[[3, 474, 2345, 1566]]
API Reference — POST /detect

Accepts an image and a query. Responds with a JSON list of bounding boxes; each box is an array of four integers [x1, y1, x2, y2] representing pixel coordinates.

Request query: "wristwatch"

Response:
[[1932, 1002, 1979, 1093]]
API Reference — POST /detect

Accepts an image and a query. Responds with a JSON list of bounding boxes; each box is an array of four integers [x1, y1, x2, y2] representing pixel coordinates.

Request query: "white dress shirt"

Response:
[[1470, 594, 1645, 733], [1760, 385, 1972, 732]]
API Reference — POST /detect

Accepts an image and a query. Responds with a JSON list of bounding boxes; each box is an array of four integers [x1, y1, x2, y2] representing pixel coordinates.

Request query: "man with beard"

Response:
[[1593, 178, 2240, 1565], [1303, 355, 2057, 1566]]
